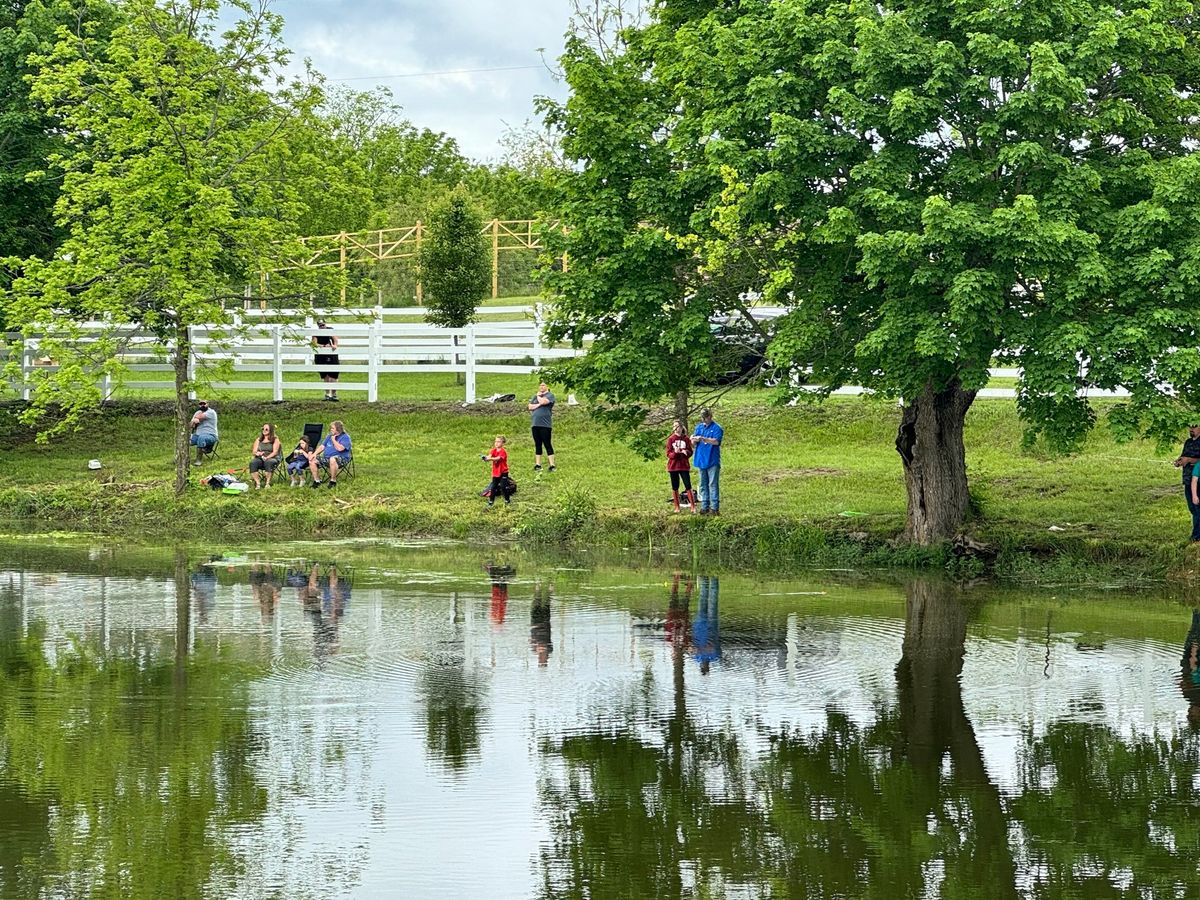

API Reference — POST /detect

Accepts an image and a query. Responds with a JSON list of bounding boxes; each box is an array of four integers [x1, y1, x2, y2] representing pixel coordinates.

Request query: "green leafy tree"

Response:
[[540, 1, 767, 449], [3, 0, 320, 495], [0, 0, 116, 305], [417, 186, 489, 328], [595, 0, 1200, 542]]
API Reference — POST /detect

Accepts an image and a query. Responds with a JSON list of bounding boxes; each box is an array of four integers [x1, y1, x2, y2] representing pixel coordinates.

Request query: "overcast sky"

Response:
[[274, 0, 572, 162]]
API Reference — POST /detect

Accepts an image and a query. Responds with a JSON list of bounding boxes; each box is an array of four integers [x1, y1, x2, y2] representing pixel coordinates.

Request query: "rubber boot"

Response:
[[672, 490, 681, 513], [687, 490, 698, 513]]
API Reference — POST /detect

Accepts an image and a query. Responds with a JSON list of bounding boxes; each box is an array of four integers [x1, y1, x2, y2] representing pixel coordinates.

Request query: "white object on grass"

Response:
[[87, 459, 102, 470]]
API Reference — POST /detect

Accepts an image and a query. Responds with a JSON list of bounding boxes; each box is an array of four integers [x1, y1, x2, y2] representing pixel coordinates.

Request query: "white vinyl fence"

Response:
[[11, 304, 584, 404], [8, 303, 1135, 403]]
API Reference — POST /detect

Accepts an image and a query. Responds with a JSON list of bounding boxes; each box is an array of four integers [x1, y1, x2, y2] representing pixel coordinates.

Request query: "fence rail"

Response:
[[11, 305, 579, 404], [7, 303, 1134, 404]]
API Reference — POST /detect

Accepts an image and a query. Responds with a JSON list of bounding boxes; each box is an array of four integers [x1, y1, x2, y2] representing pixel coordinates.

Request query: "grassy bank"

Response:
[[0, 391, 1195, 584]]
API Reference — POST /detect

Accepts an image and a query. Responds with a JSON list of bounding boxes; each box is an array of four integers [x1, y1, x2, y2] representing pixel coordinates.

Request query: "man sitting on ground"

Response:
[[310, 420, 352, 489], [189, 400, 219, 463]]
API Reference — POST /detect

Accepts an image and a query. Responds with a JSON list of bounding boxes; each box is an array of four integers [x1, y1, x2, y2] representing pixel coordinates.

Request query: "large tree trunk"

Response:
[[173, 324, 191, 497], [673, 389, 689, 428], [895, 379, 976, 545]]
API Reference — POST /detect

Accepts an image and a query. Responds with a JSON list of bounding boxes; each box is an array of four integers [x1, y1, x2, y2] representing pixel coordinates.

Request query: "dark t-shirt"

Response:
[[1182, 436, 1200, 479]]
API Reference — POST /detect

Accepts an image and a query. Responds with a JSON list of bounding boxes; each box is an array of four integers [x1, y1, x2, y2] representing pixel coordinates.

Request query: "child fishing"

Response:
[[482, 435, 511, 507]]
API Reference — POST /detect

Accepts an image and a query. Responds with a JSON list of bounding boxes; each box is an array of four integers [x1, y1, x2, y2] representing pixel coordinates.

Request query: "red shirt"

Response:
[[666, 433, 693, 472], [491, 447, 509, 477]]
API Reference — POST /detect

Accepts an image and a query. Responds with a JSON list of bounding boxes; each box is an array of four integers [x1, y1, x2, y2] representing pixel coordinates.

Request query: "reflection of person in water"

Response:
[[249, 563, 280, 623], [300, 564, 349, 663], [190, 563, 217, 624], [1181, 610, 1200, 728], [484, 563, 515, 627], [690, 575, 720, 674], [530, 583, 553, 667], [665, 573, 693, 652]]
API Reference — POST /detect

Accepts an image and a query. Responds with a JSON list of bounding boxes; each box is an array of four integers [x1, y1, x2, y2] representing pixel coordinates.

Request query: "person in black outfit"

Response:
[[530, 583, 553, 667], [1173, 424, 1200, 541], [312, 319, 339, 401]]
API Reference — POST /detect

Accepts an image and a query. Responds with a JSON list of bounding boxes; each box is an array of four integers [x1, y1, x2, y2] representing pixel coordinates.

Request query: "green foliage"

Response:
[[630, 0, 1200, 455], [417, 187, 490, 328], [1, 0, 321, 488], [0, 1, 117, 300], [539, 15, 740, 439]]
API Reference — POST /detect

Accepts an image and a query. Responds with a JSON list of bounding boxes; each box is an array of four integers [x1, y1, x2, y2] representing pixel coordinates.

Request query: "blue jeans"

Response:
[[1185, 478, 1200, 541], [190, 434, 216, 450], [697, 465, 720, 511]]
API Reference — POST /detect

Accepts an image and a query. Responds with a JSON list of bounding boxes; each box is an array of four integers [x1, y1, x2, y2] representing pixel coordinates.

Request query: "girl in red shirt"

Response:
[[666, 419, 696, 513], [483, 435, 511, 506]]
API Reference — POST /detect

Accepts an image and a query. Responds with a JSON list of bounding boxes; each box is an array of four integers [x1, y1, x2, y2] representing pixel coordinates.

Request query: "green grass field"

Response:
[[0, 383, 1194, 583]]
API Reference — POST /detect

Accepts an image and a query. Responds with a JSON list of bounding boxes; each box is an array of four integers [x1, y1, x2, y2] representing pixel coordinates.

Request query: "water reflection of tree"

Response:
[[0, 566, 268, 898], [537, 579, 1025, 898], [537, 574, 763, 899], [419, 591, 487, 773]]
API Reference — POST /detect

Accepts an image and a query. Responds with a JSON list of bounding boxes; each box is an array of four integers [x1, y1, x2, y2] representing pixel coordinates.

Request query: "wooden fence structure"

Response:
[[273, 220, 557, 303]]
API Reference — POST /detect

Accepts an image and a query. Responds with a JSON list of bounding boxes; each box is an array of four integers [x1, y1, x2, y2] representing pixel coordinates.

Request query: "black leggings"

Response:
[[532, 426, 554, 455], [670, 471, 693, 491], [489, 474, 509, 502]]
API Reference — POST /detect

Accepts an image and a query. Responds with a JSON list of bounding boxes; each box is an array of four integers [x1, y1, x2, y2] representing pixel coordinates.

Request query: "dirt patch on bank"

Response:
[[758, 467, 846, 483]]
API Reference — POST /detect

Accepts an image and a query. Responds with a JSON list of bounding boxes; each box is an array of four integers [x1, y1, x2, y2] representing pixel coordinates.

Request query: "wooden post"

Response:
[[339, 231, 348, 305], [465, 325, 477, 404], [415, 221, 424, 304], [272, 325, 283, 402], [492, 218, 500, 299]]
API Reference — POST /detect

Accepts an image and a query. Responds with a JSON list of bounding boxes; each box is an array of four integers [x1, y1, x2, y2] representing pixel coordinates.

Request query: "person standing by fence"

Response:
[[528, 382, 556, 472], [312, 320, 339, 401]]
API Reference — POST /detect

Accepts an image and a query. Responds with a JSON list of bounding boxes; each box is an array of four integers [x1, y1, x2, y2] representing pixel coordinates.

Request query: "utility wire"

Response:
[[328, 64, 545, 82]]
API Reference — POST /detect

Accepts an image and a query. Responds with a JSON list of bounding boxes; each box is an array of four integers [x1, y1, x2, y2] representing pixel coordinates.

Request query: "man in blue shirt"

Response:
[[692, 408, 724, 515]]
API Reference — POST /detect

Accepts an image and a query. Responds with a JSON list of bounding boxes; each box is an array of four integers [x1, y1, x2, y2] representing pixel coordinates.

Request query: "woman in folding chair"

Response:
[[310, 420, 352, 489]]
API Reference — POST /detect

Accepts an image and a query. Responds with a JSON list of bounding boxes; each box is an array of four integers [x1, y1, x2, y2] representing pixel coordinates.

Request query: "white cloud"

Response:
[[274, 0, 570, 161]]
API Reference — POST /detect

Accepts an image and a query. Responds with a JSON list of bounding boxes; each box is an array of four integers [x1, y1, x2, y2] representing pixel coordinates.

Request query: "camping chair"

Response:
[[307, 422, 355, 480], [196, 437, 219, 463]]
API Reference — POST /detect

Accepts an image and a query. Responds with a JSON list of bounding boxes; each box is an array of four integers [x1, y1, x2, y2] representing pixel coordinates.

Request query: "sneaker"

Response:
[[328, 480, 337, 489], [548, 465, 556, 473], [311, 481, 323, 489], [534, 464, 542, 471], [487, 501, 494, 507]]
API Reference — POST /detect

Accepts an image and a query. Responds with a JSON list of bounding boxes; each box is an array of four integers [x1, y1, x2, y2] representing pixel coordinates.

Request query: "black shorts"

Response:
[[532, 426, 554, 455], [315, 353, 339, 380]]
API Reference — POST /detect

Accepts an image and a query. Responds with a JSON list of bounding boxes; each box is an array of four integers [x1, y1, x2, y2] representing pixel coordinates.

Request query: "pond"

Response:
[[1, 541, 1198, 898]]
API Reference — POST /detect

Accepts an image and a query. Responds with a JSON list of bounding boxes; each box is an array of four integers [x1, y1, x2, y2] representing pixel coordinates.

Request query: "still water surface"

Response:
[[2, 543, 1200, 898]]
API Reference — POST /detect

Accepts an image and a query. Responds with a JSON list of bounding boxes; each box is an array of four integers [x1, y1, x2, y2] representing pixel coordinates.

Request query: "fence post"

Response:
[[533, 302, 543, 368], [21, 337, 32, 401], [367, 321, 380, 403], [465, 325, 477, 404], [272, 325, 283, 402], [186, 326, 197, 401]]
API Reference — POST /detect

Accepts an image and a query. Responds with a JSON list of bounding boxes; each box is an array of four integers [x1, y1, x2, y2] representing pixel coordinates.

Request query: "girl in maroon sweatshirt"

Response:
[[666, 420, 697, 513]]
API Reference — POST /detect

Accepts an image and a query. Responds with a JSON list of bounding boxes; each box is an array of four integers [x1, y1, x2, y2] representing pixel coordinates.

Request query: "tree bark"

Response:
[[673, 389, 689, 428], [173, 323, 191, 497], [895, 379, 976, 545]]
